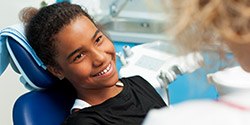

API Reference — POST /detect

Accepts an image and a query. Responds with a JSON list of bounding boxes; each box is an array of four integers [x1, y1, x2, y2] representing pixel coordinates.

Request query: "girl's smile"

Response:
[[93, 63, 112, 77]]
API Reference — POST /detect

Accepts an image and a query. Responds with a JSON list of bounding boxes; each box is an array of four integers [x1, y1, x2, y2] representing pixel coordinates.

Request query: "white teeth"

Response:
[[96, 64, 111, 76]]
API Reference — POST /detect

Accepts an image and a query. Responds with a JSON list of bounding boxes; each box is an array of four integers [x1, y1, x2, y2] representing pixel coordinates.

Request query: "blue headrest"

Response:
[[0, 24, 59, 89], [6, 37, 59, 89]]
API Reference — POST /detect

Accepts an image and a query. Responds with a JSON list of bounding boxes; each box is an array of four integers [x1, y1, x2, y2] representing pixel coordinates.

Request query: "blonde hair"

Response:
[[167, 0, 250, 54]]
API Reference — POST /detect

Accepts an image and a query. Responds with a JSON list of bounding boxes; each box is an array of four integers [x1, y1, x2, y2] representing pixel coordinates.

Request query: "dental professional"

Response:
[[143, 0, 250, 125], [20, 2, 166, 125]]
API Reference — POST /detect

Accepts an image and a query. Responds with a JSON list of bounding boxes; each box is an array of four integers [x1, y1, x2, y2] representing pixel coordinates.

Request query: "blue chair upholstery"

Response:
[[13, 85, 75, 125], [6, 37, 59, 89], [6, 33, 76, 125]]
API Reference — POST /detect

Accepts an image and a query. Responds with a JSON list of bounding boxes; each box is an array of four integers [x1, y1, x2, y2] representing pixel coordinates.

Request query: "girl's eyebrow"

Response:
[[66, 30, 100, 61], [66, 47, 82, 61], [91, 30, 100, 40]]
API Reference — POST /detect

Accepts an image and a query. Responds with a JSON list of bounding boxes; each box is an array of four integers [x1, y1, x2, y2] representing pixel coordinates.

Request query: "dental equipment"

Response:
[[157, 65, 182, 106], [119, 41, 204, 106], [110, 0, 132, 17], [116, 52, 127, 66], [122, 45, 133, 58], [207, 66, 250, 96], [157, 52, 204, 106]]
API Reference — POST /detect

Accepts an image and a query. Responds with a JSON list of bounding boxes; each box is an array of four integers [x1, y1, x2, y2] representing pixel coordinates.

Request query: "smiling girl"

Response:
[[21, 2, 166, 125]]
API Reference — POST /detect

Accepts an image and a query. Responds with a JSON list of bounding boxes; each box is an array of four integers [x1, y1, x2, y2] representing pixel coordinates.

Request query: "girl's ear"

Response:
[[47, 65, 65, 80]]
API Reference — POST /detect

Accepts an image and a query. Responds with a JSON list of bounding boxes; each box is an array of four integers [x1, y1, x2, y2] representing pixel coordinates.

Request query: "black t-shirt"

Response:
[[62, 76, 166, 125]]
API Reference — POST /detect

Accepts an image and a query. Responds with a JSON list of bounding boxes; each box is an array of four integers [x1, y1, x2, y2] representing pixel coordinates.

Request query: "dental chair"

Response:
[[1, 24, 76, 125]]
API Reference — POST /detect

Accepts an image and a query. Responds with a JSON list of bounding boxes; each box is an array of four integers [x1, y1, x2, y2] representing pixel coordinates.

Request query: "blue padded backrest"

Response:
[[3, 25, 76, 125], [6, 37, 59, 89], [13, 83, 76, 125]]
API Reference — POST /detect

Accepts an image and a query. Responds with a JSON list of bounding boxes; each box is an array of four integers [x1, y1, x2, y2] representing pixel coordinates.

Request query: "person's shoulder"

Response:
[[123, 75, 147, 82], [121, 75, 153, 89], [62, 111, 98, 125], [62, 112, 79, 125]]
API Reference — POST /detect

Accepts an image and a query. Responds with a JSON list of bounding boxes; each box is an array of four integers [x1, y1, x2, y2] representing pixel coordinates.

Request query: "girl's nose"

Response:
[[91, 49, 106, 67]]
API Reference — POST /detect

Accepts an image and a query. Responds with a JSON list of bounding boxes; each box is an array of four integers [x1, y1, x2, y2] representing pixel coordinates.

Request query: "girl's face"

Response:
[[50, 16, 118, 91]]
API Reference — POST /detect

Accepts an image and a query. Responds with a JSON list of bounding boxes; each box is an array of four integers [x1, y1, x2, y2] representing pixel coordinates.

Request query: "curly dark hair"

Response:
[[22, 2, 95, 68]]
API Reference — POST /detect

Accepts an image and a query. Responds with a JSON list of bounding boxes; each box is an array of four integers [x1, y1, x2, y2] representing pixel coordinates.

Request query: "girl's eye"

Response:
[[95, 35, 103, 44], [73, 53, 84, 62]]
